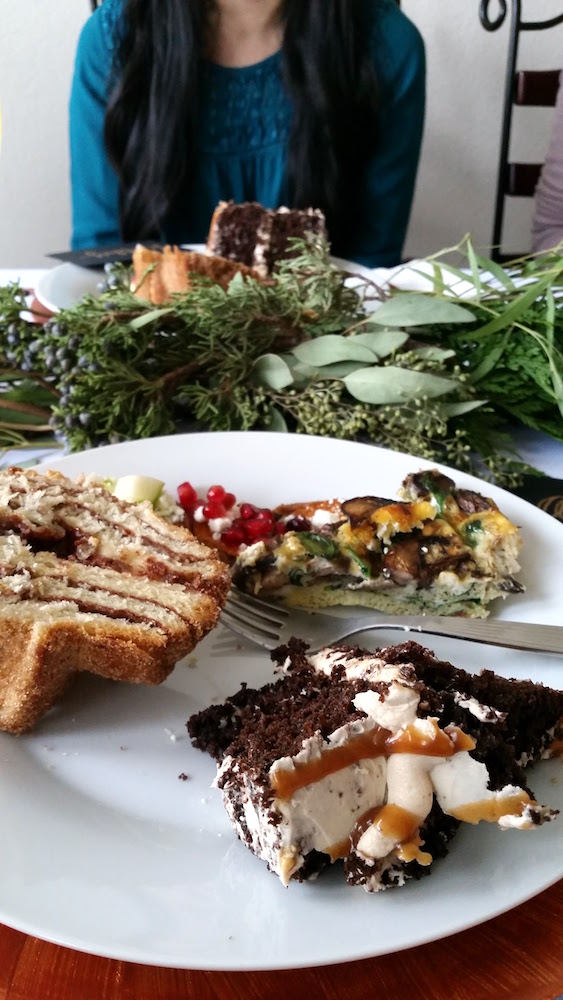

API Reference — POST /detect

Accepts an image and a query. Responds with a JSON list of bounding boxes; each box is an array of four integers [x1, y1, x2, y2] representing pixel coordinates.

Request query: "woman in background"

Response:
[[532, 71, 563, 254], [69, 0, 425, 267]]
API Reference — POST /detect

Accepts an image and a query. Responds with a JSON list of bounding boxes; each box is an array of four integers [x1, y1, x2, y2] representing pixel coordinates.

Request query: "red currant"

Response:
[[273, 520, 287, 535], [178, 482, 198, 509], [206, 484, 226, 503], [202, 500, 227, 520], [222, 491, 236, 511]]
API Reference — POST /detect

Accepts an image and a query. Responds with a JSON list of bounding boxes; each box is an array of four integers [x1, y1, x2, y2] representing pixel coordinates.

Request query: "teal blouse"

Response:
[[69, 0, 425, 267]]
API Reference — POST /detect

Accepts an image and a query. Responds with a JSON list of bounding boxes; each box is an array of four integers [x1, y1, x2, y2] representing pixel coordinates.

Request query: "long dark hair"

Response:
[[104, 0, 380, 247]]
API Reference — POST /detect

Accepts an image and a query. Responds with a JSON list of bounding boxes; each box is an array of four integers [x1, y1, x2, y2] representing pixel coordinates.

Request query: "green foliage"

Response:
[[0, 234, 561, 486]]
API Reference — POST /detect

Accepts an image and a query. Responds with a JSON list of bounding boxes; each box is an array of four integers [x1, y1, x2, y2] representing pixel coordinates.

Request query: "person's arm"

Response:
[[69, 8, 121, 249], [531, 72, 563, 254], [343, 1, 425, 269]]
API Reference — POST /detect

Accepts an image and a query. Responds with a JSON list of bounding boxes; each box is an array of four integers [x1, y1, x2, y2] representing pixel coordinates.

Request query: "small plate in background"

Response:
[[35, 262, 103, 314]]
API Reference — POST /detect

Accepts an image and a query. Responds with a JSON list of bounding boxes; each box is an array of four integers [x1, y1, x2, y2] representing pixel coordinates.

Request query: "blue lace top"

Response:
[[69, 0, 425, 266]]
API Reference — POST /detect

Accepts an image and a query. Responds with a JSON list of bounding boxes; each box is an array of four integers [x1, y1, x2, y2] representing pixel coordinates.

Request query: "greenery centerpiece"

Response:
[[0, 236, 562, 487]]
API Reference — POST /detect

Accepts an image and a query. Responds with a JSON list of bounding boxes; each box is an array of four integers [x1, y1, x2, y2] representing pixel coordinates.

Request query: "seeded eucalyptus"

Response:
[[0, 235, 561, 486]]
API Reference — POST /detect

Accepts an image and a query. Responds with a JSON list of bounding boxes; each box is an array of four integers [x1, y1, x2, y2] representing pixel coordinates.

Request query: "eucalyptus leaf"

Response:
[[352, 329, 409, 358], [267, 407, 289, 432], [285, 357, 319, 384], [357, 320, 406, 334], [370, 293, 476, 327], [293, 335, 377, 366], [344, 365, 460, 404], [440, 400, 487, 416], [315, 361, 367, 378], [283, 355, 366, 382], [252, 353, 294, 390], [410, 346, 456, 361]]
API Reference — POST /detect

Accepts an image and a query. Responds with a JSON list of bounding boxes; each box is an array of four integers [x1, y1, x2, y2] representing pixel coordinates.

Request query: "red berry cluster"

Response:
[[177, 482, 287, 551]]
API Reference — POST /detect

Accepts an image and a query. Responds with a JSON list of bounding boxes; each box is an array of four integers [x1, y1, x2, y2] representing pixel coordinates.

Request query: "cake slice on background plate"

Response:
[[206, 201, 327, 276], [188, 639, 563, 892]]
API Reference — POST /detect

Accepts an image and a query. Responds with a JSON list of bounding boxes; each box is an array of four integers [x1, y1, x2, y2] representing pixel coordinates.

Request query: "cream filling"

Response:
[[275, 758, 387, 883]]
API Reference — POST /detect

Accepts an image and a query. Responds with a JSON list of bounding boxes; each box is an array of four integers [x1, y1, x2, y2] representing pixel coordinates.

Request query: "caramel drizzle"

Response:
[[326, 790, 534, 866], [326, 804, 432, 866], [451, 791, 532, 824], [270, 720, 475, 802]]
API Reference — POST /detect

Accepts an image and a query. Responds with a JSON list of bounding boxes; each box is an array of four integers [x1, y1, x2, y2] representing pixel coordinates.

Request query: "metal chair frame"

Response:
[[480, 0, 563, 261]]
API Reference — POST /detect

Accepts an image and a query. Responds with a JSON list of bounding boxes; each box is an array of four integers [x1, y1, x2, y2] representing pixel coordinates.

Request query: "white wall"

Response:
[[0, 0, 88, 266], [402, 0, 563, 260], [1, 1, 563, 267]]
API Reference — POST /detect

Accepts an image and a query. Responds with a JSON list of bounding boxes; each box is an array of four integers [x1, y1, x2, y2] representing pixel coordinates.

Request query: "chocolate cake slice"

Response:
[[188, 639, 563, 892], [206, 201, 327, 276]]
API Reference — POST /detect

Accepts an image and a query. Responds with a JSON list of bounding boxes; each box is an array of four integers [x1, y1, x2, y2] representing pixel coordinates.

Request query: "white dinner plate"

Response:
[[35, 250, 377, 313], [0, 432, 561, 970]]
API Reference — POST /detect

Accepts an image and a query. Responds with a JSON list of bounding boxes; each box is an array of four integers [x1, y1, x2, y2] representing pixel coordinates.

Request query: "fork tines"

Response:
[[227, 590, 289, 622], [221, 592, 286, 647]]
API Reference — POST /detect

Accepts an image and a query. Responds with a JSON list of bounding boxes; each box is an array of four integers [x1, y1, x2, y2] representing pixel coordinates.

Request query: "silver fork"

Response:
[[219, 591, 563, 655]]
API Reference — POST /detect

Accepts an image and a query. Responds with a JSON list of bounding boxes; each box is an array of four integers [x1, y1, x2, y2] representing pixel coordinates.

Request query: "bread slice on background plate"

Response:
[[0, 467, 230, 734], [131, 244, 261, 304]]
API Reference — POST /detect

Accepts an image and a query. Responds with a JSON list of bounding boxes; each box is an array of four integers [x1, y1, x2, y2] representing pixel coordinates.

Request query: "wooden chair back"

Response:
[[480, 0, 563, 262]]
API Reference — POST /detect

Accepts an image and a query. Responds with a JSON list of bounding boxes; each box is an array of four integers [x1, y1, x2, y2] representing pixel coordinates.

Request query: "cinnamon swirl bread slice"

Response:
[[131, 244, 262, 303], [0, 467, 230, 733]]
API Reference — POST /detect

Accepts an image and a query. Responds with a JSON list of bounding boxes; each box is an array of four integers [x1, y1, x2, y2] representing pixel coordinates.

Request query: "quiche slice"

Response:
[[231, 469, 524, 617]]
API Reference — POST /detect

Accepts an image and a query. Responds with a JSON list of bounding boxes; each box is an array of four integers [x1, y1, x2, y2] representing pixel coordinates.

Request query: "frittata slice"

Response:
[[231, 470, 523, 617]]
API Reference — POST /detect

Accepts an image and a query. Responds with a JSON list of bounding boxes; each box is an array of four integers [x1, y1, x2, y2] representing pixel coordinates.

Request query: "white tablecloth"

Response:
[[2, 268, 563, 476]]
